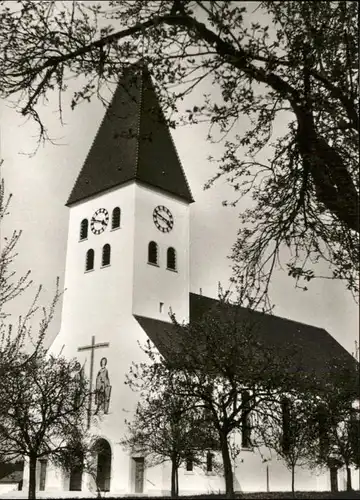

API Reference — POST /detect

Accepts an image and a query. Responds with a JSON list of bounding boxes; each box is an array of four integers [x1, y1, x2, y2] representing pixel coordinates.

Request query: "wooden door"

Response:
[[134, 457, 144, 493]]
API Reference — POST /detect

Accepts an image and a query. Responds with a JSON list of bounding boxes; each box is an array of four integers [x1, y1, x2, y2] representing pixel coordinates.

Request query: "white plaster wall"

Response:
[[42, 180, 359, 498], [132, 183, 190, 324], [50, 182, 136, 359], [0, 484, 19, 495]]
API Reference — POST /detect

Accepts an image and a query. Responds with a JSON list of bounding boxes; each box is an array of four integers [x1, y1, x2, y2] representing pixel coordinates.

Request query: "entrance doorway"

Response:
[[133, 457, 145, 493], [94, 439, 111, 492]]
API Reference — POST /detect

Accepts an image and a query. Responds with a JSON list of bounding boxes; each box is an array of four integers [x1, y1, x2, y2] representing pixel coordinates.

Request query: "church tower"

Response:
[[48, 65, 194, 495]]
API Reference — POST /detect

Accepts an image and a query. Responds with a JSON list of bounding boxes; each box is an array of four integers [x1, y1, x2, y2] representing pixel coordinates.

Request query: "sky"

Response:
[[0, 3, 358, 357]]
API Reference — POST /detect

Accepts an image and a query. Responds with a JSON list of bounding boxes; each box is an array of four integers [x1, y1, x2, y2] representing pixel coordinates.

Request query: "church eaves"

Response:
[[67, 65, 194, 206], [135, 293, 357, 381]]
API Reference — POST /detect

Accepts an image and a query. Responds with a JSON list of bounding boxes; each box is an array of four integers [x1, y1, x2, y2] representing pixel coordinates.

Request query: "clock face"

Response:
[[90, 208, 109, 235], [153, 205, 174, 233]]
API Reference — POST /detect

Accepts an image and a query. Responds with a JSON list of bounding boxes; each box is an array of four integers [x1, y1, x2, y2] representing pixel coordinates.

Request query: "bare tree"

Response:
[[255, 395, 315, 497], [0, 348, 91, 499], [128, 296, 313, 498], [121, 386, 216, 497], [0, 1, 357, 307], [306, 360, 360, 492], [0, 163, 62, 381]]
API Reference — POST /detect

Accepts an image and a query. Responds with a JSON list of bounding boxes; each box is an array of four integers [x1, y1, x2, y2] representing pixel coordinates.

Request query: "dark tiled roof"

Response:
[[0, 462, 23, 483], [134, 293, 356, 379], [0, 471, 23, 484], [67, 64, 193, 206]]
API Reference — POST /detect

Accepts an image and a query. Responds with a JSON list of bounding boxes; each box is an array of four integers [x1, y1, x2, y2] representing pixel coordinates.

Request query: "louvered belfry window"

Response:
[[148, 241, 158, 265], [112, 207, 121, 229], [167, 247, 176, 271], [80, 219, 88, 240], [102, 244, 111, 266], [85, 249, 95, 271]]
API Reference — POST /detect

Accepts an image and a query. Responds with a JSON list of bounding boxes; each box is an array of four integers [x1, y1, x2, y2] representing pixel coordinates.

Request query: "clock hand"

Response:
[[158, 214, 170, 225]]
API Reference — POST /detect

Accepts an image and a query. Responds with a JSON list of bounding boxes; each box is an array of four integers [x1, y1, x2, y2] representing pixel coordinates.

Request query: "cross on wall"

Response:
[[78, 335, 110, 428]]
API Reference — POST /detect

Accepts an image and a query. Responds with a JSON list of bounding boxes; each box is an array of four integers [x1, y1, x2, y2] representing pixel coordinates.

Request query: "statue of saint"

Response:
[[94, 357, 111, 414]]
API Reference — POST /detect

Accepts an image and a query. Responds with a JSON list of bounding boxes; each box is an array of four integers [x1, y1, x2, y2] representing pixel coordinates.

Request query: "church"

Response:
[[16, 65, 358, 497]]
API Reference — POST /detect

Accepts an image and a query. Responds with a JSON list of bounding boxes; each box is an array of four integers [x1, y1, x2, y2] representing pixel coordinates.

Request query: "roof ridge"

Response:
[[66, 84, 119, 206], [148, 75, 194, 203], [190, 292, 326, 332], [134, 70, 143, 179]]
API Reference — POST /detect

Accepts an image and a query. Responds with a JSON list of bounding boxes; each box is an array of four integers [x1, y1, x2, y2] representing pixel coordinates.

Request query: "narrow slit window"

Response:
[[148, 241, 158, 265], [186, 455, 193, 472], [80, 219, 88, 240], [112, 207, 121, 229], [206, 452, 213, 472], [85, 249, 95, 271], [167, 247, 176, 271], [318, 405, 329, 459], [281, 397, 291, 455], [241, 390, 251, 448], [159, 302, 164, 313], [102, 244, 111, 267]]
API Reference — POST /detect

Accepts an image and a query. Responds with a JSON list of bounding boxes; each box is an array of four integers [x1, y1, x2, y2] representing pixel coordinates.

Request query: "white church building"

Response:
[[13, 65, 358, 498]]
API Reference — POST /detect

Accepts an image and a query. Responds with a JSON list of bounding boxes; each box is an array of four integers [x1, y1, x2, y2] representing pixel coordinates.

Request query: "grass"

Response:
[[39, 492, 360, 500]]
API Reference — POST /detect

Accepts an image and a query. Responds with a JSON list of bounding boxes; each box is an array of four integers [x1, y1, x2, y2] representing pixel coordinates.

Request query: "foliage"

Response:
[[0, 1, 358, 307], [0, 347, 91, 499], [53, 434, 109, 498], [254, 395, 316, 496], [121, 386, 218, 497], [305, 360, 360, 492], [127, 296, 314, 498], [0, 169, 38, 375]]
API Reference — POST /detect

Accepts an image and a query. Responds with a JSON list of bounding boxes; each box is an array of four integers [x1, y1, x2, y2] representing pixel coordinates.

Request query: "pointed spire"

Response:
[[67, 64, 193, 206]]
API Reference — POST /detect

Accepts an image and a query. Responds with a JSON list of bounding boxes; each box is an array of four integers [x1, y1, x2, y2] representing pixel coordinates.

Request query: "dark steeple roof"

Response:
[[67, 64, 193, 206]]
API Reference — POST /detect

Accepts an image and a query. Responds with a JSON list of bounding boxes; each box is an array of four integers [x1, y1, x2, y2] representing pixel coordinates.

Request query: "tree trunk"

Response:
[[175, 465, 179, 497], [28, 455, 37, 500], [219, 431, 234, 498], [291, 465, 295, 498], [171, 456, 177, 497], [346, 465, 352, 491]]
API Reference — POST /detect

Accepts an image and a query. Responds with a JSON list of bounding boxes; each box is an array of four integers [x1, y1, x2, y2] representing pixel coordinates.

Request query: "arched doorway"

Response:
[[94, 438, 111, 492]]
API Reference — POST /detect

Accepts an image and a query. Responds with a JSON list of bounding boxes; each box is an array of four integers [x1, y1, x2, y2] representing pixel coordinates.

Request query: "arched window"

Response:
[[167, 247, 176, 271], [85, 249, 94, 271], [112, 207, 121, 229], [80, 219, 88, 240], [148, 241, 158, 265], [102, 244, 111, 267]]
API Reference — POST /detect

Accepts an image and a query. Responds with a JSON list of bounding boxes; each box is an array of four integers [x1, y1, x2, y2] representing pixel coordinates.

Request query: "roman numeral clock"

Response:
[[153, 205, 174, 233], [91, 208, 109, 235]]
